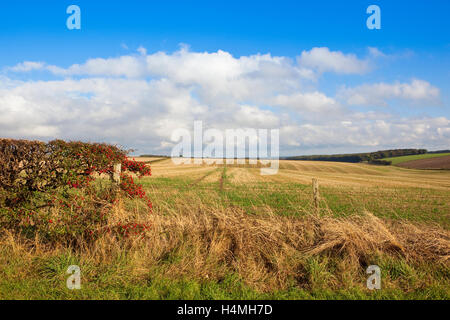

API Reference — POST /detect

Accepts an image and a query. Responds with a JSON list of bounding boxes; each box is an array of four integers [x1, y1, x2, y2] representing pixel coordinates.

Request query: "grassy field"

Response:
[[0, 159, 449, 299], [383, 153, 450, 165]]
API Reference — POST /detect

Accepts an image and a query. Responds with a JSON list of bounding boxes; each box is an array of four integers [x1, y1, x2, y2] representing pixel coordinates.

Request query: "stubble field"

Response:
[[1, 158, 449, 299]]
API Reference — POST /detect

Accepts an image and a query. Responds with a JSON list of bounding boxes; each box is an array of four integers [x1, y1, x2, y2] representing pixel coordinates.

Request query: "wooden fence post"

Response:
[[110, 163, 121, 184], [312, 178, 320, 212], [111, 163, 122, 211]]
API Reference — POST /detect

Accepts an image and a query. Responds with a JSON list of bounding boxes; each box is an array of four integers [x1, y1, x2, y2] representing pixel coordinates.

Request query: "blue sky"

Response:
[[0, 1, 449, 155], [1, 1, 449, 63]]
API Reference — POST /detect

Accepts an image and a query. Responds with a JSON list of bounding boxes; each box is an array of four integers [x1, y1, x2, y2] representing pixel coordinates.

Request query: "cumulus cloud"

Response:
[[367, 47, 386, 58], [233, 105, 280, 128], [297, 47, 370, 74], [338, 79, 441, 106], [11, 47, 314, 81], [137, 46, 147, 56], [1, 47, 449, 155], [8, 61, 46, 72], [280, 116, 450, 152], [271, 92, 341, 114]]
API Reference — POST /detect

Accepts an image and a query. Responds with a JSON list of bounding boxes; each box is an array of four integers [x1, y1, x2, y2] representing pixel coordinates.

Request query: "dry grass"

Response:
[[135, 201, 448, 290], [1, 159, 449, 298], [3, 192, 448, 294]]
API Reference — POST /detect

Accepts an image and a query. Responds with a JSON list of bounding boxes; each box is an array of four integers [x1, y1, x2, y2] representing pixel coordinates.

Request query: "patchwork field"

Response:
[[396, 155, 450, 170], [383, 153, 450, 166], [1, 158, 449, 299]]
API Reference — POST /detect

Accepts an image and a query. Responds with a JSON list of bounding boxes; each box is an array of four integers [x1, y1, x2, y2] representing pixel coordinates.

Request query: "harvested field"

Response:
[[1, 158, 449, 299]]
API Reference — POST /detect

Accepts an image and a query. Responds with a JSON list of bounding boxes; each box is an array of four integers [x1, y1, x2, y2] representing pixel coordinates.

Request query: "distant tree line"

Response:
[[139, 154, 170, 158], [284, 149, 428, 165]]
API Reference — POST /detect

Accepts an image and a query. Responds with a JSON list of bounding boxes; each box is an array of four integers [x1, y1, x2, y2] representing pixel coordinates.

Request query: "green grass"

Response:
[[383, 153, 450, 165], [1, 276, 448, 300], [1, 250, 448, 300]]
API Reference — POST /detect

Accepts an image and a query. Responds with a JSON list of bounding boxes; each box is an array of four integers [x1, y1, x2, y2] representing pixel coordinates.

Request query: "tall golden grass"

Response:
[[3, 190, 448, 292]]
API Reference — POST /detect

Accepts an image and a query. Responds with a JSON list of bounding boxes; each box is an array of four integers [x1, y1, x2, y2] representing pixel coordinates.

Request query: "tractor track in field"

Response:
[[219, 166, 227, 191], [187, 168, 221, 188]]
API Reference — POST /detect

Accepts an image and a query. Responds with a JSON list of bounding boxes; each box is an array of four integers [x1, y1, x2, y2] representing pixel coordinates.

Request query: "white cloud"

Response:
[[280, 116, 450, 152], [297, 47, 370, 74], [338, 79, 441, 106], [271, 91, 341, 113], [367, 47, 387, 58], [233, 105, 280, 128], [8, 61, 46, 72], [1, 47, 449, 155], [137, 46, 147, 55]]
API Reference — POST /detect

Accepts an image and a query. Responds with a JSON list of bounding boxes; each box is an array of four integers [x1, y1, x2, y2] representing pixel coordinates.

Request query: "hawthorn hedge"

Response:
[[0, 139, 129, 205], [0, 139, 152, 243]]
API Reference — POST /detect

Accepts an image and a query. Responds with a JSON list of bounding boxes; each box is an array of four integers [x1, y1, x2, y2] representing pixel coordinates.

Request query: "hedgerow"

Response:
[[0, 139, 151, 245]]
